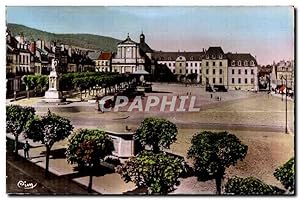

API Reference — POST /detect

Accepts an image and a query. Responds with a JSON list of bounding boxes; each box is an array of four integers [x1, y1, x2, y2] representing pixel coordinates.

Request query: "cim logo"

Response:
[[17, 180, 37, 190]]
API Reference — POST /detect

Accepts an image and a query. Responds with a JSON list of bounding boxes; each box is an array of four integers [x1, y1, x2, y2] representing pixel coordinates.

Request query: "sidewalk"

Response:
[[270, 92, 294, 102], [6, 135, 136, 194]]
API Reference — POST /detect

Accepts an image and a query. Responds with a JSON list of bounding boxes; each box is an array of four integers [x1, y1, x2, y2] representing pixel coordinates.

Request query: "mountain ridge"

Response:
[[7, 23, 121, 52]]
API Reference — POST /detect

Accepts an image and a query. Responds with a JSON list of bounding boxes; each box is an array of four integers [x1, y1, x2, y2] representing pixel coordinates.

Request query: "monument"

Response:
[[43, 58, 63, 102]]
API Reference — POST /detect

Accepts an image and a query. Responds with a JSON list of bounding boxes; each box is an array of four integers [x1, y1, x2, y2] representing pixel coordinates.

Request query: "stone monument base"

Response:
[[43, 90, 63, 103]]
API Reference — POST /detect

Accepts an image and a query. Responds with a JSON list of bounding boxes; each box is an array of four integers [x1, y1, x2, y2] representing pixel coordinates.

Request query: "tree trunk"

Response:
[[88, 165, 93, 193], [45, 146, 50, 177], [215, 175, 222, 195], [153, 143, 160, 154], [80, 90, 83, 101], [14, 134, 19, 159]]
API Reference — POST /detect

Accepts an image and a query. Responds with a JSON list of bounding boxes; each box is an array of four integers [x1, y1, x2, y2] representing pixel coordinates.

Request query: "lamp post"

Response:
[[285, 74, 288, 134]]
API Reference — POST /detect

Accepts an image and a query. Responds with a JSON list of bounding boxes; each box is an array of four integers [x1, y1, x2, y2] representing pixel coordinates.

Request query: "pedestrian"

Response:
[[23, 141, 30, 159], [211, 93, 213, 98]]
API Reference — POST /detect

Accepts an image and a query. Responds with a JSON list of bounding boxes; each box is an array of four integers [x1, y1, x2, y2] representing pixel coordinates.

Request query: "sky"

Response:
[[6, 6, 294, 65]]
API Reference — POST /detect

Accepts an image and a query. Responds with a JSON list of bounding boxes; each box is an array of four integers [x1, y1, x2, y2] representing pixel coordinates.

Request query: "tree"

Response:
[[274, 157, 295, 193], [24, 110, 73, 176], [134, 118, 178, 153], [6, 105, 35, 158], [187, 131, 248, 194], [224, 176, 284, 195], [117, 151, 184, 194], [66, 129, 114, 192]]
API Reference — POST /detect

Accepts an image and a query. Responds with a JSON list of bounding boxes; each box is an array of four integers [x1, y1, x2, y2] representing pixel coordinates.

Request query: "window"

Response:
[[190, 56, 193, 60], [213, 78, 216, 84], [169, 63, 171, 67], [238, 78, 241, 84], [179, 63, 182, 67], [206, 69, 209, 74], [206, 55, 209, 59], [231, 61, 235, 66], [200, 69, 202, 74], [168, 57, 171, 60], [250, 61, 255, 66], [179, 57, 182, 60], [213, 62, 216, 66], [244, 61, 248, 66], [238, 61, 242, 66], [251, 69, 254, 75], [191, 63, 193, 67], [213, 69, 215, 74], [219, 69, 222, 74], [219, 78, 222, 84], [115, 69, 117, 72], [186, 63, 188, 66], [220, 62, 222, 66], [245, 78, 248, 84], [232, 78, 235, 84], [251, 78, 254, 84], [238, 69, 241, 74], [106, 61, 108, 65], [219, 55, 223, 59], [173, 63, 175, 66], [179, 69, 182, 73], [195, 63, 197, 67], [232, 69, 235, 74], [186, 69, 188, 74], [173, 69, 175, 73], [200, 63, 202, 66], [195, 69, 198, 74], [206, 62, 209, 66], [245, 69, 247, 75], [212, 55, 216, 59]]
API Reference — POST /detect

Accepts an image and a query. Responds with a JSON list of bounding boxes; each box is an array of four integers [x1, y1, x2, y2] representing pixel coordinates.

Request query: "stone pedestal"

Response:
[[43, 59, 63, 103]]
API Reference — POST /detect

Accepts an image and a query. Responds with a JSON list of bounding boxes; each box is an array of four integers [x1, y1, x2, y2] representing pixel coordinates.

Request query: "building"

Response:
[[111, 33, 152, 74], [270, 60, 294, 91], [152, 51, 204, 82], [6, 30, 34, 96], [201, 47, 228, 88], [96, 52, 113, 72], [227, 53, 258, 91]]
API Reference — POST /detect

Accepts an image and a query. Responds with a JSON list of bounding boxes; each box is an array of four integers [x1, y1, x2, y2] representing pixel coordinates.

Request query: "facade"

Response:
[[97, 52, 113, 72], [152, 51, 203, 82], [227, 53, 258, 91], [111, 33, 152, 74], [201, 47, 228, 88]]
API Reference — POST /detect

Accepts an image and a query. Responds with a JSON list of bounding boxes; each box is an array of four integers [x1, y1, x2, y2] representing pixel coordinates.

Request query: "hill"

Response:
[[7, 23, 121, 52]]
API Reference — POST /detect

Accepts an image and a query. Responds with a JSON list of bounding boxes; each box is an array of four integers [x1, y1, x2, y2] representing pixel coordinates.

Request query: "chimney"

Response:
[[29, 41, 36, 54]]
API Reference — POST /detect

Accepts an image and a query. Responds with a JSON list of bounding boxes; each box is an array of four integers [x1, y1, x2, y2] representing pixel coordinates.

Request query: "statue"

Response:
[[51, 59, 58, 72], [43, 58, 63, 102]]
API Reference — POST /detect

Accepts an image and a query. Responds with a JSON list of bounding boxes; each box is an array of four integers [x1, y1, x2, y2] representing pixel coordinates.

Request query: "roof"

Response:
[[132, 69, 149, 75], [206, 47, 224, 56], [226, 53, 257, 65], [151, 51, 205, 61], [139, 42, 153, 53], [99, 52, 112, 60], [87, 51, 101, 60], [118, 34, 137, 45]]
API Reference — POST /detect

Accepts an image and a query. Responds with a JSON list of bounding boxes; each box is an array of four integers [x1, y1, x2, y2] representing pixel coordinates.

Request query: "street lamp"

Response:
[[281, 74, 288, 134]]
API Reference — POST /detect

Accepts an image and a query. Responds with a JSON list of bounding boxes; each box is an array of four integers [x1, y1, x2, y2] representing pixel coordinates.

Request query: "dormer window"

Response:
[[231, 61, 235, 66], [244, 61, 248, 66], [250, 60, 255, 66], [212, 55, 216, 59], [179, 57, 182, 60], [219, 55, 223, 59], [238, 61, 242, 66], [206, 55, 209, 59], [168, 57, 171, 61], [190, 56, 193, 60]]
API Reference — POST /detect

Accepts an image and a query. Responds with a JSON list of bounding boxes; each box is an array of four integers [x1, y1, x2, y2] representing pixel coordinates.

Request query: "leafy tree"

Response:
[[274, 157, 295, 193], [135, 118, 178, 153], [66, 129, 114, 192], [224, 176, 284, 195], [117, 151, 184, 194], [24, 110, 73, 175], [6, 105, 35, 158], [187, 131, 248, 194]]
